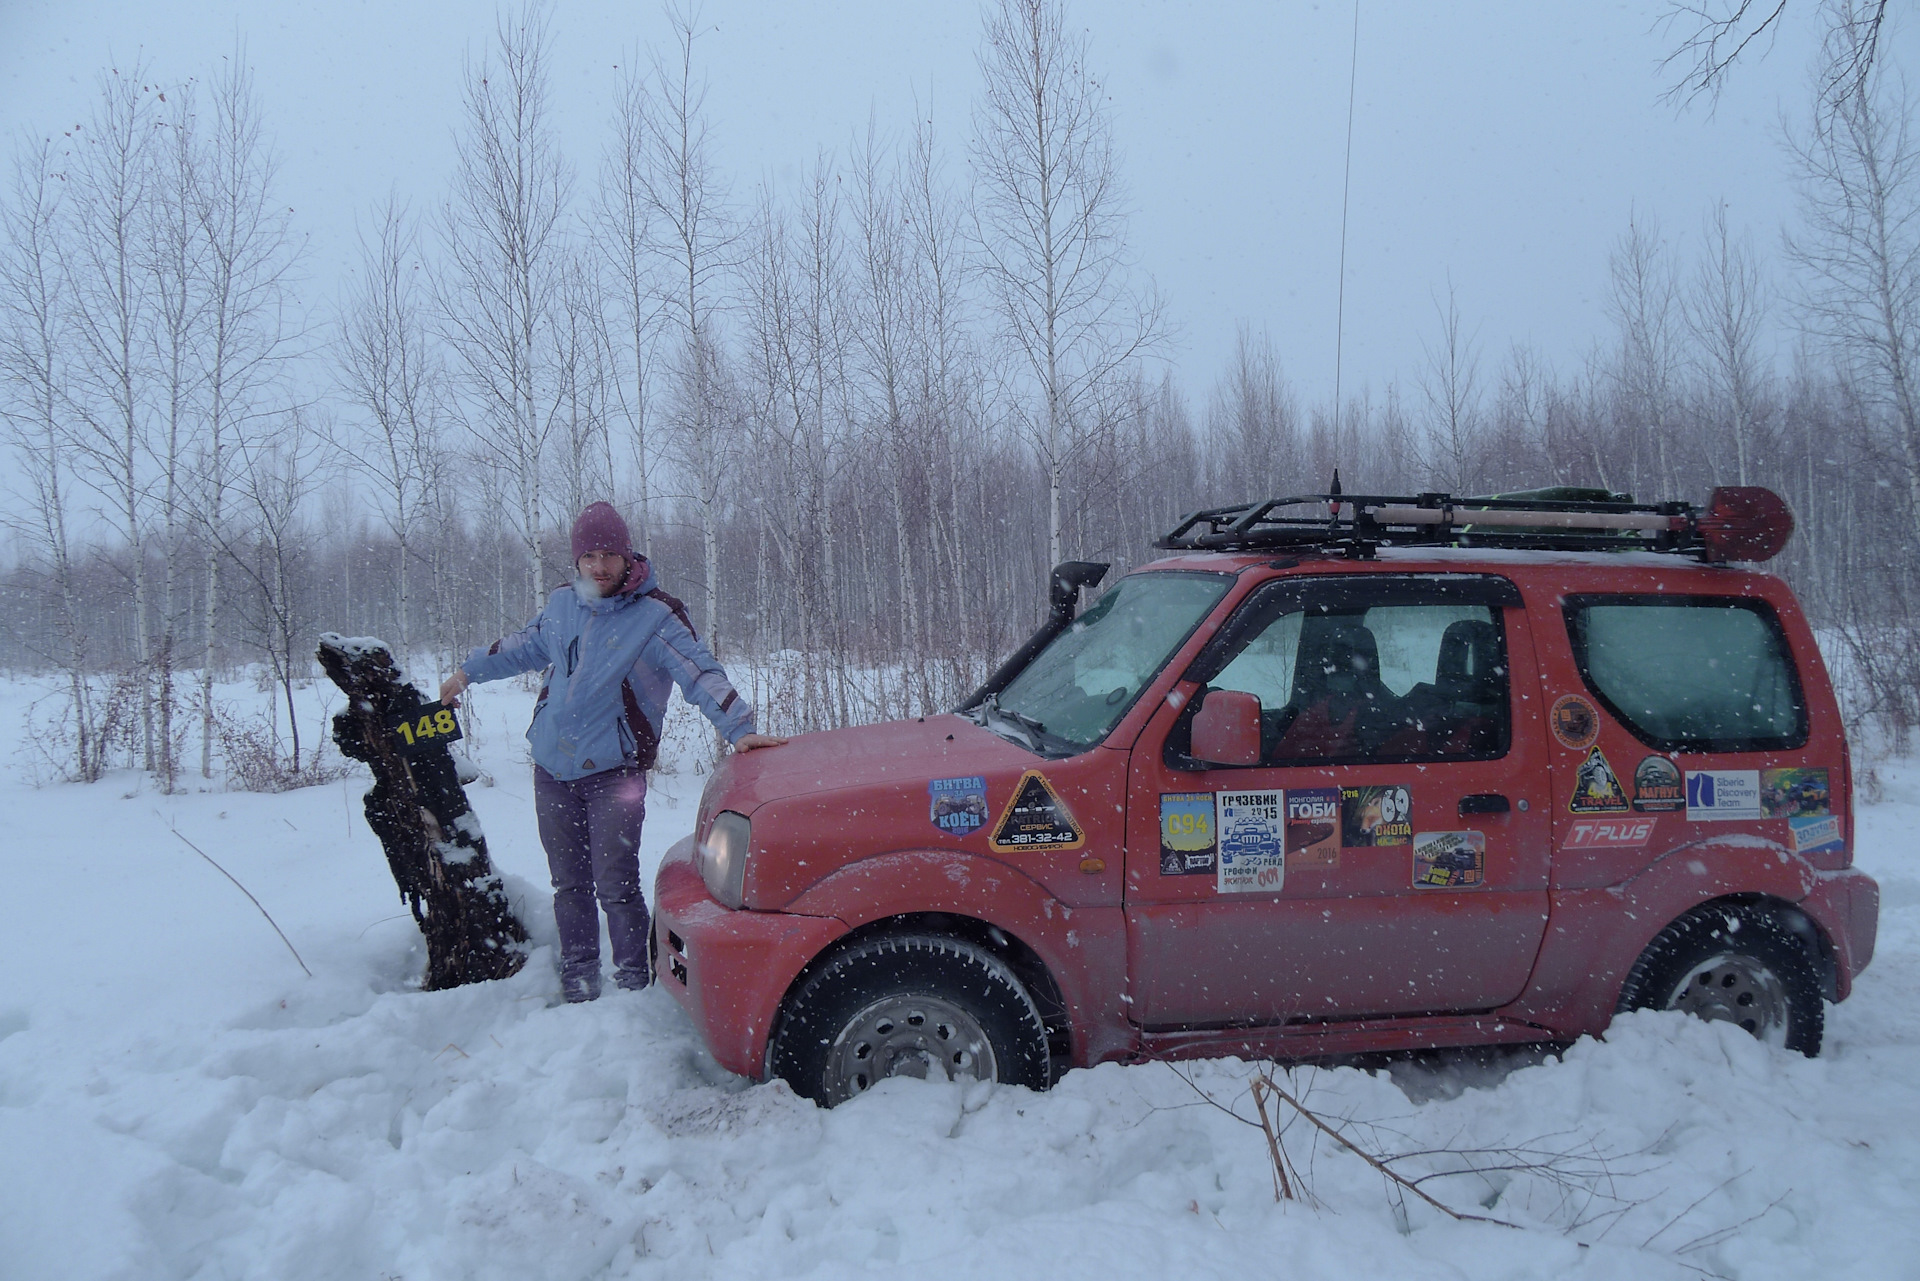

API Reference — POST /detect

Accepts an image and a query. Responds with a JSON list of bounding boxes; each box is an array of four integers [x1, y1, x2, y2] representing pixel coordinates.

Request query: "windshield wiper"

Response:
[[971, 693, 1054, 754]]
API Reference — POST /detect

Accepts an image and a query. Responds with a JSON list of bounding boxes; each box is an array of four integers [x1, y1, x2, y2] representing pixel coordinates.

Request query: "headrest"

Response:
[[1295, 618, 1381, 699], [1436, 619, 1500, 691]]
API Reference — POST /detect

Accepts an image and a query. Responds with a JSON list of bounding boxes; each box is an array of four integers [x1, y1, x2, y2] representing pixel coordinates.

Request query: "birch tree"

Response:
[[437, 3, 572, 614], [1606, 216, 1685, 497], [59, 66, 160, 769], [1786, 55, 1920, 539], [1420, 284, 1483, 492], [971, 0, 1160, 566], [148, 80, 208, 790], [1686, 204, 1771, 485], [0, 139, 100, 778], [594, 59, 659, 557], [189, 49, 298, 777], [638, 4, 738, 647], [337, 198, 442, 656]]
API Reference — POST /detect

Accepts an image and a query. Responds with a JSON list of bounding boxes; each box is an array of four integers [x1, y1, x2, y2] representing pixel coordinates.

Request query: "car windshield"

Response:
[[993, 571, 1231, 752]]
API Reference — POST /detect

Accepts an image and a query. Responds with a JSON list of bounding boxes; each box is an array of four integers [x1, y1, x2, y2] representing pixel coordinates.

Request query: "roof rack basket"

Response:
[[1157, 478, 1794, 563]]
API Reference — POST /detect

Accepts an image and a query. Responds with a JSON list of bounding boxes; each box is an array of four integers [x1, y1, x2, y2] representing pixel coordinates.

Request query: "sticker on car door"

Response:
[[1159, 792, 1218, 875], [1340, 784, 1413, 846], [1217, 790, 1285, 893], [1284, 787, 1341, 869], [1412, 830, 1487, 888]]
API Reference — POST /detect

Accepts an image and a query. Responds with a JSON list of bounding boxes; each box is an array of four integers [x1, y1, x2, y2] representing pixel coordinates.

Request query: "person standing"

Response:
[[441, 501, 784, 1002]]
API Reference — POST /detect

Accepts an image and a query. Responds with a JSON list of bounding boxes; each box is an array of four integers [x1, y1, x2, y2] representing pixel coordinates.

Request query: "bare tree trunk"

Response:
[[437, 4, 572, 619], [972, 0, 1160, 568]]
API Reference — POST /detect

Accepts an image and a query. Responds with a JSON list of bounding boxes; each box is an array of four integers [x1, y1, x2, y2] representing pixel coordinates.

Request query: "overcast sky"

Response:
[[3, 0, 1913, 411]]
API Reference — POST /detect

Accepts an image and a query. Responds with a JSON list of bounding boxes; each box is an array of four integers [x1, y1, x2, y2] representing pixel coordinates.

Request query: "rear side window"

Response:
[[1564, 596, 1807, 752]]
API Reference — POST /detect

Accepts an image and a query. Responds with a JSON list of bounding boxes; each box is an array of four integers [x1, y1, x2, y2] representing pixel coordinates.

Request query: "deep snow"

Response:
[[1, 671, 1917, 1280]]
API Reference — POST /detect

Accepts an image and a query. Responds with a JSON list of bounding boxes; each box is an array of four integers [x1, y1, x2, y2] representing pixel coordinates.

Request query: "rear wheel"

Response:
[[1615, 902, 1825, 1055], [770, 934, 1052, 1107]]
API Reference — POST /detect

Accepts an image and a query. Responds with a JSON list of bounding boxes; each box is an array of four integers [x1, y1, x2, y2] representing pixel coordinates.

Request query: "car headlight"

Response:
[[698, 811, 751, 908]]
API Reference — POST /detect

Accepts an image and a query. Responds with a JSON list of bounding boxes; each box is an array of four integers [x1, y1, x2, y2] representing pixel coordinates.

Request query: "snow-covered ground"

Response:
[[2, 670, 1918, 1281]]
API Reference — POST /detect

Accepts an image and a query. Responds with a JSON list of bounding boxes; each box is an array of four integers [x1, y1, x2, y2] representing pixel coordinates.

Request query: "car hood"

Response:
[[706, 712, 1044, 816]]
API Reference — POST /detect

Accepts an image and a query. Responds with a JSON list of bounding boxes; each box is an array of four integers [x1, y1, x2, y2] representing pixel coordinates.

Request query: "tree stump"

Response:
[[318, 633, 528, 989]]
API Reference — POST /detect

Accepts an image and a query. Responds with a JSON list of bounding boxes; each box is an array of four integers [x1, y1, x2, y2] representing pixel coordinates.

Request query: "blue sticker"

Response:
[[1789, 814, 1844, 857], [930, 775, 988, 836]]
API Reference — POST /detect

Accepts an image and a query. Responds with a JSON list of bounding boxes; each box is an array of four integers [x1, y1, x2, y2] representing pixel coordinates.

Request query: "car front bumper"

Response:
[[652, 835, 849, 1079]]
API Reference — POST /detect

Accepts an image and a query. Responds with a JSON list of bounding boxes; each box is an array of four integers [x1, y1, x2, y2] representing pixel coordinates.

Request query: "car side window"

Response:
[[1564, 595, 1807, 751], [1204, 597, 1511, 765]]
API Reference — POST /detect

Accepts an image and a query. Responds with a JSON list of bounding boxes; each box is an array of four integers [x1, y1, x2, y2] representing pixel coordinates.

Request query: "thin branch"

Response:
[[1254, 1069, 1527, 1230], [167, 823, 313, 977]]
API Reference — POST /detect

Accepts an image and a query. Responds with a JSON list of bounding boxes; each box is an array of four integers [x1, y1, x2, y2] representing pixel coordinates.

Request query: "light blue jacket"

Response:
[[461, 558, 755, 781]]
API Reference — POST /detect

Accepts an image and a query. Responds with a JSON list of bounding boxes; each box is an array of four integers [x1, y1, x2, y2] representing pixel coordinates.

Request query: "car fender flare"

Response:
[[1512, 835, 1829, 1035], [781, 848, 1135, 1068]]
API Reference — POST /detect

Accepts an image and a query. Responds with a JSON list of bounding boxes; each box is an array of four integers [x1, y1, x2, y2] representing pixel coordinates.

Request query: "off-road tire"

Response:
[[1615, 902, 1825, 1055], [770, 934, 1052, 1107]]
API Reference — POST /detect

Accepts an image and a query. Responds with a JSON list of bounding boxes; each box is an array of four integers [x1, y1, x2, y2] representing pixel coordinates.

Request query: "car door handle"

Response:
[[1459, 793, 1511, 816]]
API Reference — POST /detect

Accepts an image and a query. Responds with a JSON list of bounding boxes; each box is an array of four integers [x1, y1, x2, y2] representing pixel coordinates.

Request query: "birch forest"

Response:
[[4, 0, 1919, 790]]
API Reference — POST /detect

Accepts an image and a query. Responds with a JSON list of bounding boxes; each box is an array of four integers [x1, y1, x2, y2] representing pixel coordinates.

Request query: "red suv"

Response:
[[653, 486, 1879, 1106]]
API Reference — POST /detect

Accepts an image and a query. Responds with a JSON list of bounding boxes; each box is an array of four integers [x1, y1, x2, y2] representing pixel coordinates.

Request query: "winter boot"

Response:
[[614, 965, 650, 992], [560, 968, 602, 1004]]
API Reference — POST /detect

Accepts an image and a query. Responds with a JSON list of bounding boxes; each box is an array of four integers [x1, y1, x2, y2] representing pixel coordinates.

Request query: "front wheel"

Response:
[[770, 934, 1052, 1107], [1615, 902, 1825, 1055]]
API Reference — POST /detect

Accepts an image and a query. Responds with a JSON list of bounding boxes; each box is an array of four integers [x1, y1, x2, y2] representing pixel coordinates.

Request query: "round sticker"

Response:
[[1550, 694, 1600, 750]]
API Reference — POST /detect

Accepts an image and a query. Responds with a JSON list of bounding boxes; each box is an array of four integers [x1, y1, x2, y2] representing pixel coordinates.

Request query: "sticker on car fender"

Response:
[[929, 775, 989, 836], [1631, 754, 1685, 812], [1217, 790, 1285, 893], [1412, 830, 1487, 888], [1159, 792, 1217, 875], [1685, 769, 1762, 821], [1789, 813, 1844, 856], [1566, 817, 1656, 849], [1340, 784, 1413, 846], [1761, 768, 1830, 818], [1568, 746, 1629, 813], [989, 771, 1085, 852], [1549, 695, 1600, 750]]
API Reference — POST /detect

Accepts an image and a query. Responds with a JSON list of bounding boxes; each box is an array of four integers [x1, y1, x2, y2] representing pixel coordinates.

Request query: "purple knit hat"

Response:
[[570, 501, 633, 563]]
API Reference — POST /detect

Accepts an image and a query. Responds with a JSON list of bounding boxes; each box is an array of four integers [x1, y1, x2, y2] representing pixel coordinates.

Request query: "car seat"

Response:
[[1271, 619, 1394, 759], [1373, 619, 1504, 757]]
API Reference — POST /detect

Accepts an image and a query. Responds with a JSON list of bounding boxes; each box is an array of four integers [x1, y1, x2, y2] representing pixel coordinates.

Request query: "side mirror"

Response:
[[1191, 690, 1261, 766]]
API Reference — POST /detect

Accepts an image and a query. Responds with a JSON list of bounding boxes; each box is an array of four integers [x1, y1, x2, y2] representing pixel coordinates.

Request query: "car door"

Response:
[[1122, 573, 1553, 1028]]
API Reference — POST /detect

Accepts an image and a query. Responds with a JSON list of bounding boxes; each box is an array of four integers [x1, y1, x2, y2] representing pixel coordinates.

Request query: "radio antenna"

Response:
[[1332, 0, 1361, 440]]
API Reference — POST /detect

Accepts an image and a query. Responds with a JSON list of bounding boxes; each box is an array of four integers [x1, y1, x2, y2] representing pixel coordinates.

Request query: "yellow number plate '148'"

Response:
[[386, 701, 464, 755]]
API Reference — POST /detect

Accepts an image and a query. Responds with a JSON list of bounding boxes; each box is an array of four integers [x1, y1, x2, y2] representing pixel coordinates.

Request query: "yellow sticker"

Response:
[[989, 771, 1086, 853]]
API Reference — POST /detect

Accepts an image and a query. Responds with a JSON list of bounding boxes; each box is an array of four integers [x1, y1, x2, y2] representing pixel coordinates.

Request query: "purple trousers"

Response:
[[534, 765, 650, 988]]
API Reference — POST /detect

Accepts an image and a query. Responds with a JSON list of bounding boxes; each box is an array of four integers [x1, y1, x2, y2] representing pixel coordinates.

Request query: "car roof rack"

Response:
[[1157, 474, 1794, 563]]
